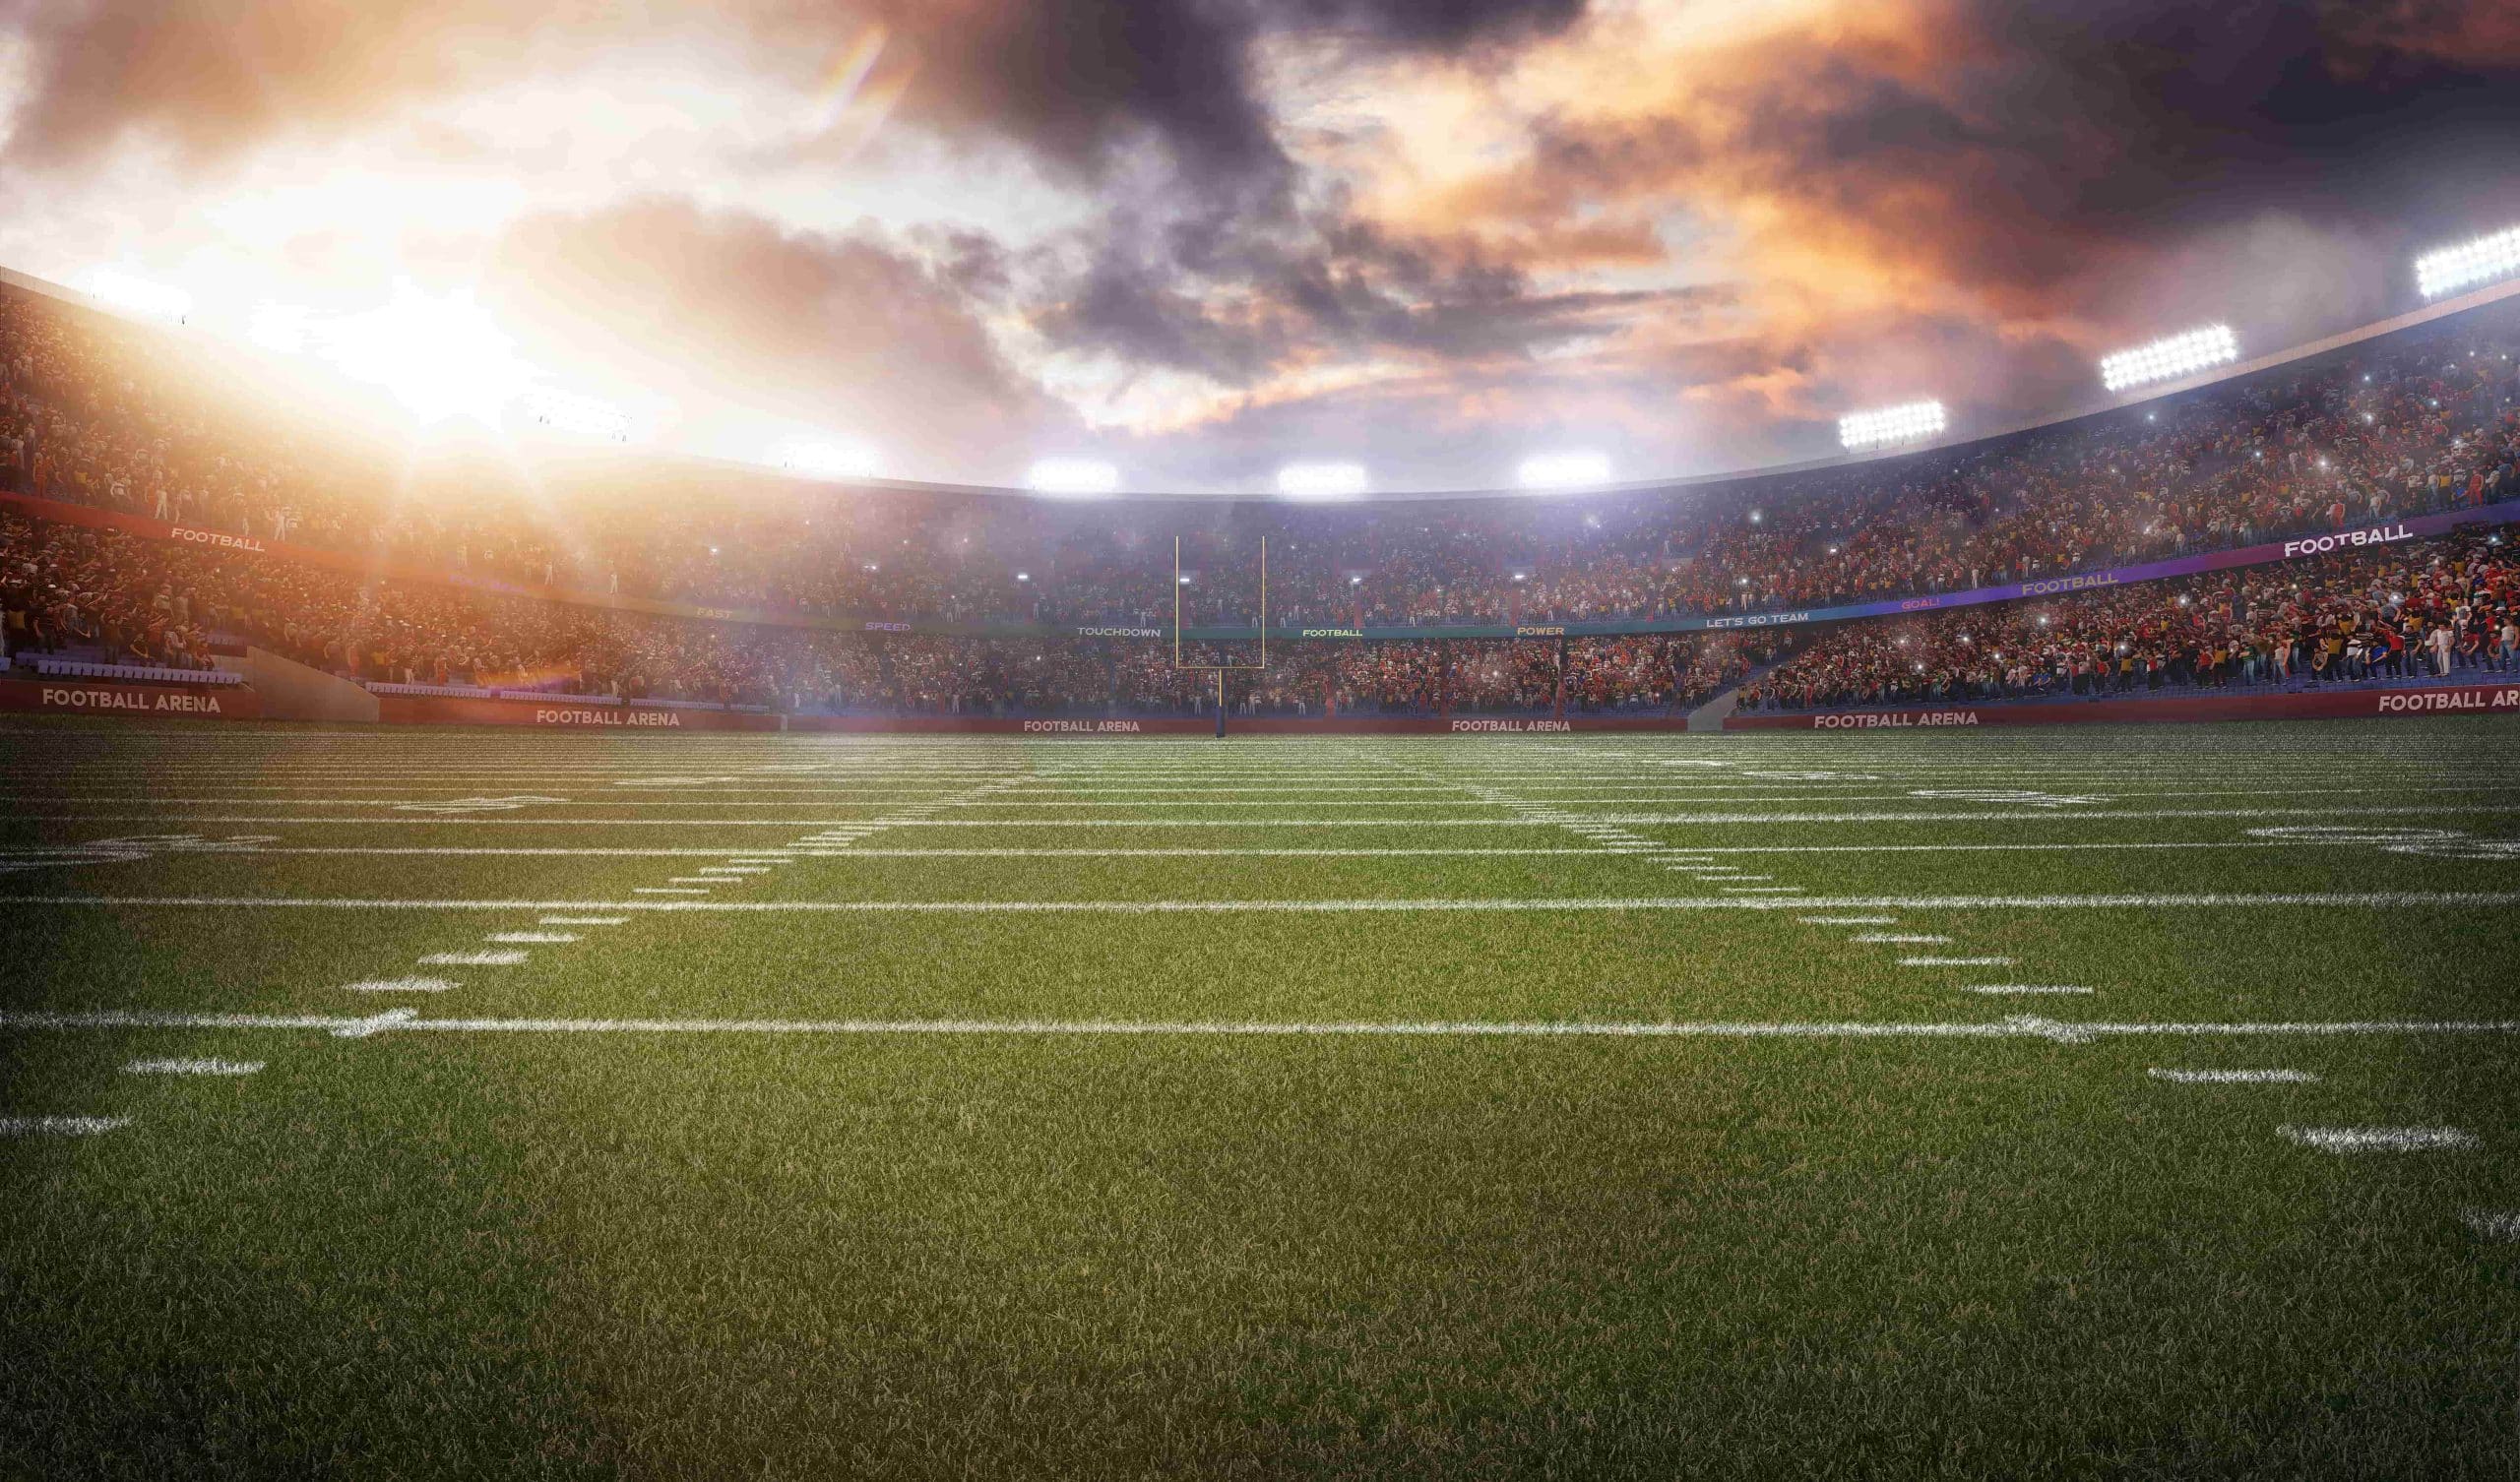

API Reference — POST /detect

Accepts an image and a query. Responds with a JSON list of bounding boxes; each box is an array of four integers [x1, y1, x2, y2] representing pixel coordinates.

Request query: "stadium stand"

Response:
[[1739, 529, 2520, 712], [2, 276, 2517, 723]]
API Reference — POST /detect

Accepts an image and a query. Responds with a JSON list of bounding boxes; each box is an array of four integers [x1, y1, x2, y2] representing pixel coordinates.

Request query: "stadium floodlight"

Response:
[[1025, 458, 1119, 496], [246, 302, 310, 354], [1276, 462, 1368, 499], [83, 268, 191, 322], [2099, 325, 2238, 393], [781, 440, 880, 480], [2415, 224, 2520, 299], [521, 388, 631, 442], [1516, 451, 1611, 489], [1837, 400, 1947, 452], [320, 281, 533, 424]]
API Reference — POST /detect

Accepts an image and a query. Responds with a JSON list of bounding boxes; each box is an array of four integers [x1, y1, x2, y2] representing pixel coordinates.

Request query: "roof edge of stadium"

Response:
[[8, 262, 2519, 505]]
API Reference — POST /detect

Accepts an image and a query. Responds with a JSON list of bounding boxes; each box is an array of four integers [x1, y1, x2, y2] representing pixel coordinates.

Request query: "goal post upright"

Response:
[[1172, 534, 1267, 737]]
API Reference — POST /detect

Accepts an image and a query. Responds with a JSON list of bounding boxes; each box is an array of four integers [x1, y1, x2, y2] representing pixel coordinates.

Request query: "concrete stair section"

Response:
[[1685, 656, 1796, 733], [245, 647, 381, 722]]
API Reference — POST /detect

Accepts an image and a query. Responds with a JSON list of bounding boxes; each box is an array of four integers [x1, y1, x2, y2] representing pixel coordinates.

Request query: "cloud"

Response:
[[477, 198, 1064, 477], [0, 0, 537, 167], [7, 0, 2520, 490]]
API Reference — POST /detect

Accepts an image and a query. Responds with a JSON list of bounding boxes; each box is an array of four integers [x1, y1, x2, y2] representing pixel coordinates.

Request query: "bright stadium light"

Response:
[[1516, 451, 1611, 489], [83, 268, 191, 322], [781, 440, 880, 480], [1837, 400, 1947, 452], [1025, 458, 1119, 495], [318, 281, 534, 424], [2099, 325, 2238, 393], [520, 388, 631, 442], [246, 302, 310, 354], [1277, 462, 1368, 499], [2415, 224, 2520, 299]]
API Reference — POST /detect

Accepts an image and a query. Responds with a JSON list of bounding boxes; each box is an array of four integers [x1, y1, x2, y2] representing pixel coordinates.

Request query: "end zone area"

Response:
[[4, 716, 2517, 1477]]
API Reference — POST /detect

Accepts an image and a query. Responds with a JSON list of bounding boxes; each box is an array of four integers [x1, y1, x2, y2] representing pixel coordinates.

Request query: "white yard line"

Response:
[[124, 1058, 263, 1076], [1902, 957, 2017, 966], [0, 1115, 130, 1135], [25, 801, 2520, 827], [486, 932, 579, 944], [5, 1010, 2520, 1042], [341, 977, 459, 993], [417, 951, 528, 965], [539, 915, 629, 925], [2147, 1068, 2317, 1082], [1965, 985, 2095, 995], [333, 1008, 418, 1039], [2279, 1126, 2479, 1151], [7, 891, 2518, 914]]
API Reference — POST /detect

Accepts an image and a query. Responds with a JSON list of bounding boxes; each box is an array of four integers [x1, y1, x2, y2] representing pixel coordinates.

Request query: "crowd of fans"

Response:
[[1738, 528, 2520, 711], [9, 272, 2520, 718], [0, 513, 1766, 715], [7, 280, 2520, 634]]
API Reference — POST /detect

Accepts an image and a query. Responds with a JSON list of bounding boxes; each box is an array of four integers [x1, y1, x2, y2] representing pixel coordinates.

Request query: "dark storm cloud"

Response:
[[1278, 0, 1587, 51], [1515, 0, 2520, 316], [0, 0, 1587, 178], [1035, 202, 1692, 390]]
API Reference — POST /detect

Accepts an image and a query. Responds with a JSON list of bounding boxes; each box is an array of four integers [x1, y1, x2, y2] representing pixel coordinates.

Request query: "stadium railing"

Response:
[[22, 655, 246, 686]]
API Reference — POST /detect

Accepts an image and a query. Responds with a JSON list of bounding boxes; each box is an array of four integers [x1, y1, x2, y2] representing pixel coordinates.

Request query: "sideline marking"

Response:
[[2148, 1068, 2316, 1083], [2280, 1126, 2478, 1152], [0, 1115, 129, 1135], [9, 892, 2516, 914], [342, 977, 459, 993], [124, 1058, 263, 1076], [25, 802, 2520, 828], [418, 951, 527, 966], [24, 841, 2439, 861], [7, 1011, 2520, 1041]]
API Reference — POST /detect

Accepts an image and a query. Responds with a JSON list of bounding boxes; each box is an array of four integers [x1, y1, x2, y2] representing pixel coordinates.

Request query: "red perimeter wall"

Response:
[[11, 679, 2518, 731], [1723, 682, 2520, 729], [0, 678, 261, 719]]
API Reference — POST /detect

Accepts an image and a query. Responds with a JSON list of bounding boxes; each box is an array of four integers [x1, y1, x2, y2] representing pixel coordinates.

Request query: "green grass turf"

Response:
[[2, 714, 2518, 1479]]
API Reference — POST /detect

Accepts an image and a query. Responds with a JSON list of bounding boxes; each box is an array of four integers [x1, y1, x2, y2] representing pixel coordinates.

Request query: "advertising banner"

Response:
[[1725, 682, 2520, 730], [0, 678, 260, 718], [373, 696, 785, 730]]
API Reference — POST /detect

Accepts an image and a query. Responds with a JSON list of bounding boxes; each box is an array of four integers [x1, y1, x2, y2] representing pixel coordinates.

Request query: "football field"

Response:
[[4, 714, 2518, 1478]]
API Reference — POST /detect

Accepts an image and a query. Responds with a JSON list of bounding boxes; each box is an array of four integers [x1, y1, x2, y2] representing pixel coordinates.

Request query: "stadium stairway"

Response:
[[1685, 655, 1797, 732], [245, 647, 381, 722]]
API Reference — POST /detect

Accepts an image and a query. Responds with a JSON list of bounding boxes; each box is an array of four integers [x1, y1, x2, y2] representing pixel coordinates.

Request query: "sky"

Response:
[[3, 0, 2518, 493]]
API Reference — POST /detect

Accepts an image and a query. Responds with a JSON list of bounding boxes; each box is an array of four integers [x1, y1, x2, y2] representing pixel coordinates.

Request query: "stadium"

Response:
[[4, 4, 2519, 1477]]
